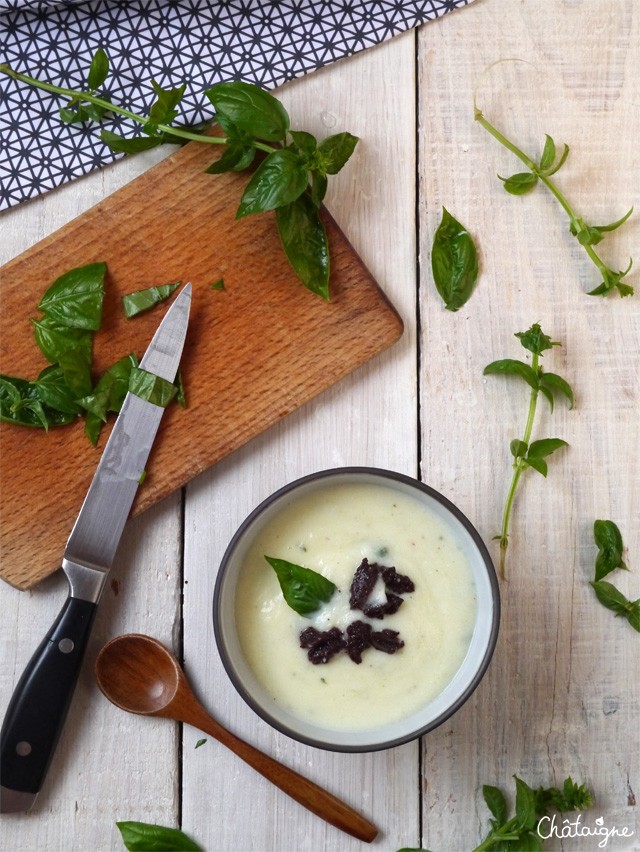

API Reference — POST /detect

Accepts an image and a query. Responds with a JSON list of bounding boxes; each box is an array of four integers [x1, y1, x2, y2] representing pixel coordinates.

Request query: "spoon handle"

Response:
[[185, 705, 377, 842]]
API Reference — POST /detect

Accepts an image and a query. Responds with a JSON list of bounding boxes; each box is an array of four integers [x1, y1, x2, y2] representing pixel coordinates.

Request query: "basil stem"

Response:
[[484, 324, 573, 577], [475, 106, 633, 297]]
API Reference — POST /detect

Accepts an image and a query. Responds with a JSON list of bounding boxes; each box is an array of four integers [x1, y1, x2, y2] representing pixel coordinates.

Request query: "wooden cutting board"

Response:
[[0, 140, 403, 590]]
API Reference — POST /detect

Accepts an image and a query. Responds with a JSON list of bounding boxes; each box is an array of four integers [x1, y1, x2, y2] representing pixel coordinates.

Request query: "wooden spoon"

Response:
[[94, 633, 378, 843]]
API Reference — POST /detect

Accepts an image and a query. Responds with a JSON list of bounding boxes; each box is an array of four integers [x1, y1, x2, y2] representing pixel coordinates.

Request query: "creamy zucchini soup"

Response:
[[234, 482, 477, 731]]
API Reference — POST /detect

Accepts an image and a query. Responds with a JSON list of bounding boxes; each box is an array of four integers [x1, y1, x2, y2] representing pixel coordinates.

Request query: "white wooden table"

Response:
[[1, 2, 638, 850]]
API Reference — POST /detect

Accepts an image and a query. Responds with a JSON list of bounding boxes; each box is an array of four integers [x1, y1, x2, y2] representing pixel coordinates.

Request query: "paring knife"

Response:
[[0, 283, 192, 813]]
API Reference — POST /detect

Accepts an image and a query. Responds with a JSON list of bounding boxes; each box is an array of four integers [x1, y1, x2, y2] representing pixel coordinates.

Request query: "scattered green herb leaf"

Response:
[[138, 470, 147, 485], [194, 738, 207, 749], [210, 278, 225, 290], [129, 366, 178, 408], [116, 820, 202, 851], [474, 103, 633, 297], [472, 775, 592, 851], [431, 207, 479, 311], [590, 520, 638, 632], [37, 262, 107, 330], [484, 323, 573, 576], [122, 282, 180, 318], [265, 555, 337, 616], [276, 193, 330, 299], [0, 371, 78, 429], [1, 55, 358, 297], [593, 519, 627, 580], [396, 776, 592, 852]]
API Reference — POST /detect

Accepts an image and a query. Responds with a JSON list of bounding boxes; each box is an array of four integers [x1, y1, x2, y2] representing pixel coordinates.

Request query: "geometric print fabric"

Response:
[[0, 0, 474, 210]]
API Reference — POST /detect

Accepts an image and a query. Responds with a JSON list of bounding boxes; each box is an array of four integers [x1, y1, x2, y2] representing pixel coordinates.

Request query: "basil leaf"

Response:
[[265, 555, 337, 616], [483, 784, 507, 824], [37, 262, 106, 331], [129, 366, 178, 408], [78, 354, 138, 423], [310, 171, 328, 207], [524, 456, 548, 477], [0, 374, 77, 428], [527, 438, 568, 459], [276, 193, 330, 299], [483, 359, 538, 390], [236, 149, 308, 218], [57, 348, 93, 398], [289, 130, 317, 157], [591, 206, 634, 234], [32, 365, 83, 416], [510, 439, 528, 459], [513, 776, 537, 831], [122, 282, 180, 318], [205, 81, 290, 142], [431, 207, 478, 311], [593, 519, 627, 580], [539, 372, 574, 409], [87, 47, 109, 90], [148, 80, 186, 126], [590, 580, 639, 632], [205, 141, 255, 174], [101, 130, 164, 154], [116, 821, 202, 851], [194, 738, 206, 749], [32, 316, 93, 366], [317, 132, 359, 174], [539, 134, 556, 171], [499, 172, 538, 195]]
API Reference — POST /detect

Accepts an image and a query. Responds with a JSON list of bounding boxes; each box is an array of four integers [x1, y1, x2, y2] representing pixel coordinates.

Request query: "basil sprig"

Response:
[[475, 104, 633, 297], [116, 821, 201, 851], [265, 556, 337, 616], [1, 53, 359, 300], [484, 324, 573, 577], [431, 207, 478, 311], [589, 520, 638, 632]]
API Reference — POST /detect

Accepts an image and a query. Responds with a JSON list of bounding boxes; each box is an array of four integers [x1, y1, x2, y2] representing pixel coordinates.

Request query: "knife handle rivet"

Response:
[[16, 741, 32, 757], [58, 638, 75, 654]]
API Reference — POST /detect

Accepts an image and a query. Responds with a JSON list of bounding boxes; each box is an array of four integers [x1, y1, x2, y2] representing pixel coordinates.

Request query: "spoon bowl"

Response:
[[95, 634, 181, 716], [94, 633, 378, 844]]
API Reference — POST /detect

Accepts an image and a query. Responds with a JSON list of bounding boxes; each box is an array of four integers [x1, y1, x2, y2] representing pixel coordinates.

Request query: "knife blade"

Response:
[[0, 283, 191, 813]]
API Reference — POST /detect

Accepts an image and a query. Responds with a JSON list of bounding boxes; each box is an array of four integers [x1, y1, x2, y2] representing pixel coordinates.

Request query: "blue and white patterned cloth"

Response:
[[0, 0, 473, 209]]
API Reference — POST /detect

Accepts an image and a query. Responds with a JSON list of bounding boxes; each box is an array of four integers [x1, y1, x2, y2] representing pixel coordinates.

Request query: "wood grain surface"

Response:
[[0, 141, 403, 590]]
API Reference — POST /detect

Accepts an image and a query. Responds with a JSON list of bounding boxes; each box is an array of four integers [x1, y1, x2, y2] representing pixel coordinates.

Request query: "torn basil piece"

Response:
[[122, 282, 181, 318], [265, 555, 337, 616], [129, 366, 178, 407]]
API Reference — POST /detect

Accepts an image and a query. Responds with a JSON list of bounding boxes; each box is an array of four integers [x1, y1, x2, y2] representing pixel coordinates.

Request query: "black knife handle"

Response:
[[0, 595, 97, 799]]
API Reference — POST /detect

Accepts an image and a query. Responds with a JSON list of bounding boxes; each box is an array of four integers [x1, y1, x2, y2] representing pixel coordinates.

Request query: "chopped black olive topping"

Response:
[[381, 565, 415, 595], [348, 558, 379, 609], [299, 559, 415, 665], [345, 619, 373, 663], [300, 626, 346, 664], [369, 628, 404, 654]]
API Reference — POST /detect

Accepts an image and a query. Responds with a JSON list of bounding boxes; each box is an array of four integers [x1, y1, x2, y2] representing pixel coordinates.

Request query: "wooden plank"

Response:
[[181, 31, 422, 852], [0, 135, 402, 590], [0, 151, 183, 852], [417, 1, 639, 849]]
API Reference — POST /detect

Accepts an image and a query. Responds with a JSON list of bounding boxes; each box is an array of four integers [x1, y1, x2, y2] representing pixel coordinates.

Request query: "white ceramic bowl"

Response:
[[213, 467, 500, 752]]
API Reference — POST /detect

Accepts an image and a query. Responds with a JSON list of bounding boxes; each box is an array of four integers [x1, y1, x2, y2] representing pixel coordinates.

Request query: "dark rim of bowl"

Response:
[[212, 466, 501, 752]]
